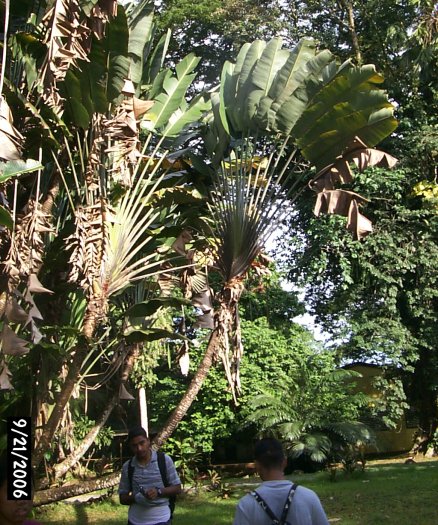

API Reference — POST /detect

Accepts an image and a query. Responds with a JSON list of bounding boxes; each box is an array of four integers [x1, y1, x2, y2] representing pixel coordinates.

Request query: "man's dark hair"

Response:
[[254, 438, 285, 469], [127, 426, 148, 442]]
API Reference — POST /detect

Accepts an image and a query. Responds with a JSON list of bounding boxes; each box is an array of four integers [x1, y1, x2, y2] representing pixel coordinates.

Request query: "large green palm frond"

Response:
[[206, 36, 397, 169]]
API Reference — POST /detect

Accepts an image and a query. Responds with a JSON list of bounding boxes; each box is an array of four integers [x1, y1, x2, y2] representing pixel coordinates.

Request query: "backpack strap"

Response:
[[127, 458, 135, 494], [279, 483, 298, 524], [157, 451, 168, 486], [157, 451, 176, 517], [251, 491, 280, 524], [251, 483, 298, 525]]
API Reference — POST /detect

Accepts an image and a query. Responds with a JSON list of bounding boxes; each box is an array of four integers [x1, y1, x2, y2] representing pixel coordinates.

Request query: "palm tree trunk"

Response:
[[33, 297, 104, 470], [50, 347, 138, 481], [32, 344, 89, 470], [34, 472, 121, 506], [153, 328, 222, 448]]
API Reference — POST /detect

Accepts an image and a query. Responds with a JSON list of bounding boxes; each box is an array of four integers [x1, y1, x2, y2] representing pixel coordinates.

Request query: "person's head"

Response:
[[127, 426, 150, 461], [0, 452, 34, 525], [254, 438, 287, 480]]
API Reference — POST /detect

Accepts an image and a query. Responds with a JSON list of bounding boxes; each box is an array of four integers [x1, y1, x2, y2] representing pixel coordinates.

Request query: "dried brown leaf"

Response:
[[347, 200, 373, 240], [5, 298, 28, 323], [0, 363, 14, 390], [133, 98, 154, 119], [1, 324, 29, 356], [119, 383, 135, 400], [28, 274, 54, 294]]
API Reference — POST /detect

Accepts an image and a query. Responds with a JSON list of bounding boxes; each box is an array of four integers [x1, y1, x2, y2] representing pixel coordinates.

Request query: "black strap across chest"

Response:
[[251, 483, 298, 525]]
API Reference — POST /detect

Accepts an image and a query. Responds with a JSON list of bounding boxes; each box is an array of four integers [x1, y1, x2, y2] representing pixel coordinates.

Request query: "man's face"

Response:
[[0, 481, 33, 525], [129, 435, 151, 461]]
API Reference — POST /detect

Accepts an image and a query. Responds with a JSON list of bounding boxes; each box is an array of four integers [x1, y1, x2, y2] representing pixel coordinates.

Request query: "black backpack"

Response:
[[127, 451, 176, 518], [251, 483, 298, 525]]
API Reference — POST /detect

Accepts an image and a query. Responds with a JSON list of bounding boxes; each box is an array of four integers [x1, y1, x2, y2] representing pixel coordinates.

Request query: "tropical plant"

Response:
[[246, 354, 373, 464], [0, 0, 209, 495]]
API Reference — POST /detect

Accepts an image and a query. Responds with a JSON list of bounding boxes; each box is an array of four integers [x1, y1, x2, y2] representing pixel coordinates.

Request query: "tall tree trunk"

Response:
[[49, 347, 138, 481], [340, 0, 362, 64], [32, 344, 89, 470], [33, 294, 105, 470], [34, 472, 120, 507], [153, 328, 222, 448]]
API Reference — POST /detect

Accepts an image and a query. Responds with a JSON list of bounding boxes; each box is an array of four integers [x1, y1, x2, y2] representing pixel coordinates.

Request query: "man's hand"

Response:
[[143, 487, 160, 500]]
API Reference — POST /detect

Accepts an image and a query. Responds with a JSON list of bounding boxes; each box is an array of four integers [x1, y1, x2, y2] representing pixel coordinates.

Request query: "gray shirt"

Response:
[[233, 480, 329, 525], [118, 451, 181, 525]]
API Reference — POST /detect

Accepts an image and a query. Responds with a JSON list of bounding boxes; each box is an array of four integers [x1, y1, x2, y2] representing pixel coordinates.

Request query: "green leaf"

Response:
[[251, 38, 286, 95], [0, 159, 42, 183], [0, 205, 13, 229], [161, 93, 211, 138], [124, 327, 188, 343], [126, 0, 155, 86], [147, 53, 200, 130], [143, 29, 172, 86], [105, 5, 130, 103], [125, 297, 191, 318], [62, 70, 92, 128]]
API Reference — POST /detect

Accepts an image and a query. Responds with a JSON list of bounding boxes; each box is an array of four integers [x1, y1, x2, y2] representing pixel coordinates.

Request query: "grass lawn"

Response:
[[35, 459, 438, 525]]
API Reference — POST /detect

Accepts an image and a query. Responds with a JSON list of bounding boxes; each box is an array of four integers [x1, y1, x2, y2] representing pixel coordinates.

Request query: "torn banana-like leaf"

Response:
[[194, 311, 214, 329], [30, 320, 43, 344], [27, 302, 44, 324], [191, 289, 213, 312]]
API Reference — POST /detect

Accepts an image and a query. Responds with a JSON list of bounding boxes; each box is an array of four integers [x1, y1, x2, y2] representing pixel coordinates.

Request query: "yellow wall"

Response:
[[347, 364, 416, 454]]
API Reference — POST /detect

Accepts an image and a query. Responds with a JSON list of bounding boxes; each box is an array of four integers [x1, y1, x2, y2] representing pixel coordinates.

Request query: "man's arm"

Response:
[[118, 461, 135, 505], [119, 493, 136, 506], [309, 492, 330, 525], [144, 484, 182, 500]]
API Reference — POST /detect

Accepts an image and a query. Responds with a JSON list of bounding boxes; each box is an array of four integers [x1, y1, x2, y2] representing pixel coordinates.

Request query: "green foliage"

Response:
[[161, 436, 203, 486], [156, 0, 289, 86], [72, 416, 114, 450], [281, 162, 437, 437], [371, 376, 410, 429], [149, 308, 351, 458], [245, 349, 371, 463]]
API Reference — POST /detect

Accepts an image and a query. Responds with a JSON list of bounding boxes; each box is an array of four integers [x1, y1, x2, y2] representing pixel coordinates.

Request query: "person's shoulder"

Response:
[[161, 451, 175, 463], [295, 484, 321, 500], [121, 457, 134, 469]]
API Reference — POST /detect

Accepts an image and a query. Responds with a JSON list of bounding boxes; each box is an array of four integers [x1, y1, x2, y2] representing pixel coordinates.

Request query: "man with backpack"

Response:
[[118, 426, 181, 525], [233, 438, 329, 525]]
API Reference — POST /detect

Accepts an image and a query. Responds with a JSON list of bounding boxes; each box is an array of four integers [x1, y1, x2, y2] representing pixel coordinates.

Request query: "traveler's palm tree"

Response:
[[154, 37, 398, 445], [0, 0, 207, 470]]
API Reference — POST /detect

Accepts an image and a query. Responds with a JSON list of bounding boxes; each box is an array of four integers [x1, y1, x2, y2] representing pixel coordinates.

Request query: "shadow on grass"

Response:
[[73, 504, 89, 525]]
